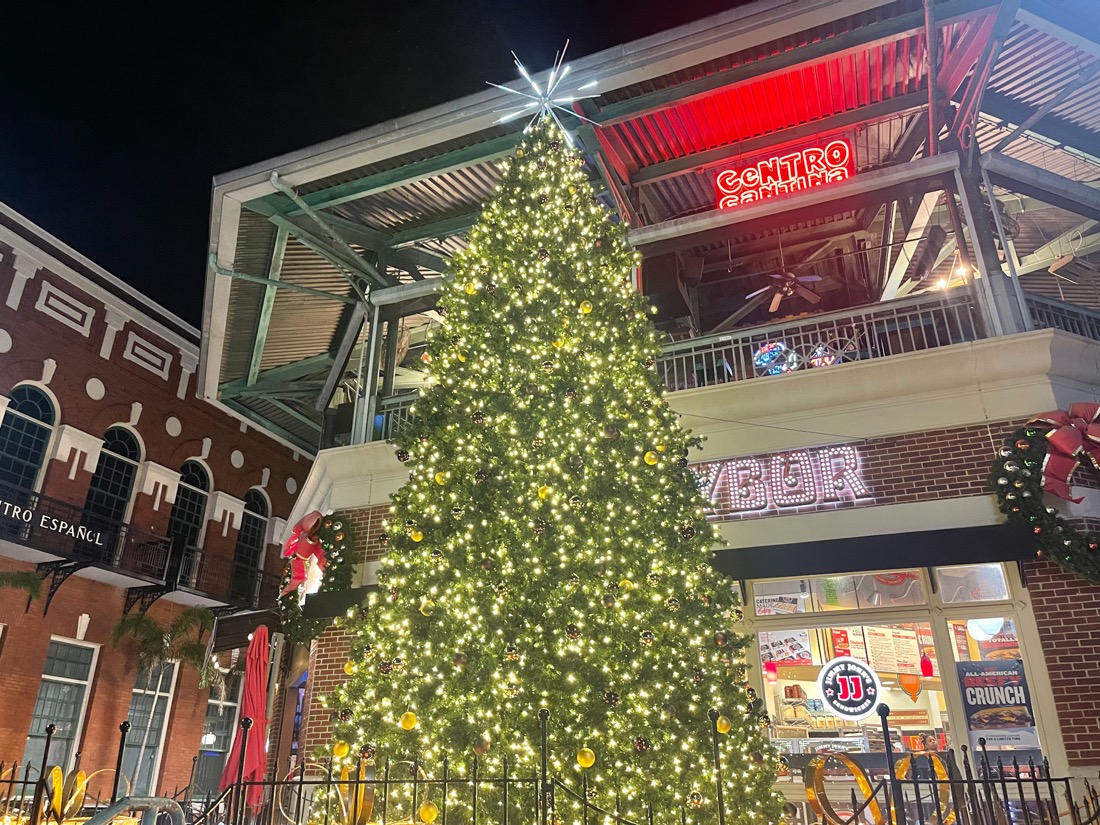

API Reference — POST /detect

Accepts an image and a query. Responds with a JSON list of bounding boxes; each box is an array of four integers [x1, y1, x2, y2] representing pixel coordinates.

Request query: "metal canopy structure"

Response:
[[200, 0, 1100, 452]]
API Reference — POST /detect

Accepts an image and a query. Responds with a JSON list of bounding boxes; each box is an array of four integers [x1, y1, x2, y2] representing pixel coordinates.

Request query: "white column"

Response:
[[7, 251, 41, 311], [99, 306, 131, 360]]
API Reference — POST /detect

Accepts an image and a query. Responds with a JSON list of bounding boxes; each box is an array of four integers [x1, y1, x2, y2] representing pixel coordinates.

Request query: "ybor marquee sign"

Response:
[[694, 443, 874, 520], [715, 139, 854, 209]]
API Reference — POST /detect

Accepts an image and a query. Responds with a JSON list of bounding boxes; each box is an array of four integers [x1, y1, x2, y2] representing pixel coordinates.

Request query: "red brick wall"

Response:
[[1024, 558, 1100, 767], [0, 234, 306, 791], [300, 626, 350, 758]]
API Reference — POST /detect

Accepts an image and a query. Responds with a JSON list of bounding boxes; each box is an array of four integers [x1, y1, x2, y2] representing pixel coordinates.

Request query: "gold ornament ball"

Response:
[[400, 712, 418, 731], [419, 803, 439, 824], [580, 300, 593, 315], [716, 716, 732, 734], [410, 530, 424, 543], [644, 451, 659, 465], [538, 485, 551, 500], [553, 337, 565, 349], [333, 740, 351, 758], [688, 793, 704, 809], [343, 661, 356, 676], [464, 281, 477, 295], [435, 472, 447, 485], [619, 578, 635, 591], [419, 600, 435, 617], [577, 747, 596, 769], [656, 444, 667, 453], [473, 735, 491, 755]]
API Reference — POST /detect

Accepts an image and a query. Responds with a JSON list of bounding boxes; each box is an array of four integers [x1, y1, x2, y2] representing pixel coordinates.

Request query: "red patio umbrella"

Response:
[[220, 624, 270, 811]]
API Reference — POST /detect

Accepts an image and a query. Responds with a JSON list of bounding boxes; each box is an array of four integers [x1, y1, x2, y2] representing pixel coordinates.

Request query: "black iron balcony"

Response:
[[0, 479, 171, 581], [174, 545, 282, 611]]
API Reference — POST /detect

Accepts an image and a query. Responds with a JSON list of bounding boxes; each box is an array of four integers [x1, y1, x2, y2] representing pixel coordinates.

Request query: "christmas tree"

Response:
[[331, 116, 782, 825]]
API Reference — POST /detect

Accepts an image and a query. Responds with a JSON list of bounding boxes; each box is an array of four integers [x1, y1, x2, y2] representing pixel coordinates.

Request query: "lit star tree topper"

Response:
[[331, 75, 782, 825]]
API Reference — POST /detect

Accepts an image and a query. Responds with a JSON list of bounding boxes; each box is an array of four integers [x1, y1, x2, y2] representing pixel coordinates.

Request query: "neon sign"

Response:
[[693, 444, 873, 520], [715, 139, 854, 209]]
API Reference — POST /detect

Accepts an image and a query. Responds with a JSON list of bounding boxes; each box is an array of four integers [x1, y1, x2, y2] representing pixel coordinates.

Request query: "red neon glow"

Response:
[[765, 661, 778, 683], [715, 139, 854, 209], [920, 654, 934, 678]]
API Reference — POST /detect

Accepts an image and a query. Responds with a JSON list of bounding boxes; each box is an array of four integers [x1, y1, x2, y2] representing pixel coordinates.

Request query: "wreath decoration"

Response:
[[279, 513, 355, 645], [990, 404, 1100, 583]]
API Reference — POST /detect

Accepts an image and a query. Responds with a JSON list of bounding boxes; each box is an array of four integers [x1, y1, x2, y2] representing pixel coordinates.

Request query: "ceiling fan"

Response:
[[745, 270, 823, 313]]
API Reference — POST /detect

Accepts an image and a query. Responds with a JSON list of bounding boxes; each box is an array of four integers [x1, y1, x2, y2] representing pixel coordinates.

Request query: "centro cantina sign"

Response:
[[715, 139, 854, 209], [694, 444, 873, 519]]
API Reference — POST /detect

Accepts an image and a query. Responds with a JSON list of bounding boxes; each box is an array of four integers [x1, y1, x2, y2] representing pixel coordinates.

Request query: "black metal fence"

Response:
[[1, 706, 1097, 825]]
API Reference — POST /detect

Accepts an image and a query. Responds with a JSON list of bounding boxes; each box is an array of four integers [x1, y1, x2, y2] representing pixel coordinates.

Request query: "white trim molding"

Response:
[[209, 491, 245, 536], [34, 281, 95, 337], [135, 461, 181, 512], [50, 425, 103, 481], [123, 331, 173, 380]]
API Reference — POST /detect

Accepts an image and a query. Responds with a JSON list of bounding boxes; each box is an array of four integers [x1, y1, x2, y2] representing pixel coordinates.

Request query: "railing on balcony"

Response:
[[175, 545, 281, 610], [657, 291, 983, 391], [1024, 291, 1100, 341], [0, 479, 170, 580], [366, 292, 985, 442]]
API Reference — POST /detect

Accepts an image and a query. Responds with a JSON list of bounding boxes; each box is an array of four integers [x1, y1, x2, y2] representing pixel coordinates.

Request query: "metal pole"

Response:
[[879, 705, 905, 825], [707, 709, 727, 825], [111, 721, 131, 804], [924, 0, 939, 156], [231, 718, 254, 825], [353, 302, 383, 445], [538, 709, 550, 825], [980, 165, 1034, 331], [29, 724, 55, 825]]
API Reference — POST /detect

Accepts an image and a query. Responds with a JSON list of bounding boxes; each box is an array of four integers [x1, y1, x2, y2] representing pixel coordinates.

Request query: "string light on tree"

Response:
[[330, 108, 782, 825]]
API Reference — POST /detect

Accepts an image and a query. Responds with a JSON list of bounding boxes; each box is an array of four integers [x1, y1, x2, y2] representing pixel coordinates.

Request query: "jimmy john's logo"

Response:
[[818, 657, 882, 721]]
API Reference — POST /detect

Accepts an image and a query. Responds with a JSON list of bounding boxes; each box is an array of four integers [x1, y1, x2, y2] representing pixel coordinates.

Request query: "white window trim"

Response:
[[42, 636, 100, 774], [125, 661, 179, 796]]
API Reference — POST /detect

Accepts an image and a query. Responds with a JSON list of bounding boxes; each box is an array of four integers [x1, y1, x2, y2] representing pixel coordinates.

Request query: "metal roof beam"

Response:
[[257, 133, 521, 216], [991, 63, 1100, 153], [631, 93, 926, 187], [267, 398, 323, 432], [1018, 0, 1100, 58], [219, 353, 334, 400], [316, 302, 368, 412], [221, 399, 315, 452], [593, 0, 998, 127], [977, 92, 1100, 162], [270, 214, 384, 290], [247, 227, 289, 386], [208, 254, 358, 305], [951, 0, 1022, 150], [1015, 219, 1100, 275], [324, 214, 449, 276], [980, 151, 1100, 222], [389, 212, 481, 246]]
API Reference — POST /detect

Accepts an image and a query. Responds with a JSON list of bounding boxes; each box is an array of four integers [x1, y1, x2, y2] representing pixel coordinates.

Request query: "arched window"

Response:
[[83, 427, 141, 525], [230, 489, 269, 604], [167, 461, 209, 548], [0, 385, 56, 490]]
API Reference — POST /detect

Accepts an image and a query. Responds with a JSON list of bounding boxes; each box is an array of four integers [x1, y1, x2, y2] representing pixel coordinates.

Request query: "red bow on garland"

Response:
[[280, 510, 326, 596], [1028, 403, 1100, 503]]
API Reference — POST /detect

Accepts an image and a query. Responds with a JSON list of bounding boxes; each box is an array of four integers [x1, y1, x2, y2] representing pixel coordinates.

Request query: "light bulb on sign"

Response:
[[966, 618, 1005, 641]]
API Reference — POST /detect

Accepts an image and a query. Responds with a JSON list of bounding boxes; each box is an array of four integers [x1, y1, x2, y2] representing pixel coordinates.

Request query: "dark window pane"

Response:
[[0, 386, 54, 490]]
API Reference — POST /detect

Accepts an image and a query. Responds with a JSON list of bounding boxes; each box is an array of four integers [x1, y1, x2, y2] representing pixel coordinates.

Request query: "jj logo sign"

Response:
[[818, 657, 882, 721]]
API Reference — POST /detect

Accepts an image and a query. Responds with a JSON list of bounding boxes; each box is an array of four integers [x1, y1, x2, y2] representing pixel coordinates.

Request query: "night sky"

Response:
[[0, 1, 741, 327]]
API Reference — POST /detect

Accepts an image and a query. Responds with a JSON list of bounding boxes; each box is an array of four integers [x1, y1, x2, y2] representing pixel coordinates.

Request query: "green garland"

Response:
[[990, 425, 1100, 583], [279, 515, 356, 645]]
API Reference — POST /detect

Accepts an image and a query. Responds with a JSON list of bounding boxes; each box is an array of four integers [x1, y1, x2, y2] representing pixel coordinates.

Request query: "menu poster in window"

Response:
[[832, 627, 868, 661], [864, 627, 921, 674], [759, 630, 812, 666], [978, 621, 1021, 662], [755, 594, 803, 616], [916, 625, 939, 677], [957, 660, 1039, 750]]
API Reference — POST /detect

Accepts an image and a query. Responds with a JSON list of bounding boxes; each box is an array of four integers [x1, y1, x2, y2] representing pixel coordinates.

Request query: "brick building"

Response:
[[195, 0, 1100, 811], [0, 201, 307, 797]]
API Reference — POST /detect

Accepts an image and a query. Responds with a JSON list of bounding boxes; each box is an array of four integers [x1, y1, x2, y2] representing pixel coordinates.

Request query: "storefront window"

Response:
[[936, 564, 1010, 602], [759, 620, 946, 784], [754, 570, 925, 616]]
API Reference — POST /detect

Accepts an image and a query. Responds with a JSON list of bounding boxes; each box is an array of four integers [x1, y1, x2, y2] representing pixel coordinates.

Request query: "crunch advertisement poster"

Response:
[[956, 660, 1039, 750]]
